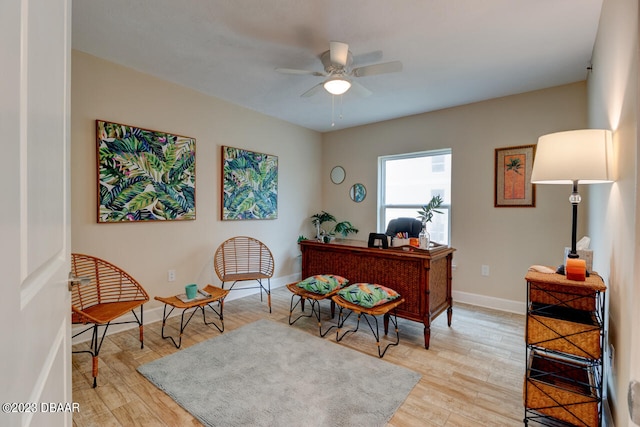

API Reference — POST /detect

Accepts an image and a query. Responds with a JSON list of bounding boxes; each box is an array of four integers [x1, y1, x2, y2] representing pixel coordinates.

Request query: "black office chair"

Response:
[[385, 217, 423, 238]]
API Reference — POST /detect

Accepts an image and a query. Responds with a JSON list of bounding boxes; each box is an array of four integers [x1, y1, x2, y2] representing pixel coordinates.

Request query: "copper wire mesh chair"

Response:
[[214, 236, 274, 312], [71, 253, 149, 387]]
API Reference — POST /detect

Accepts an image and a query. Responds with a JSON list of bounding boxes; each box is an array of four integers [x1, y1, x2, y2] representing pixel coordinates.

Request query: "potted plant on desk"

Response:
[[310, 211, 359, 243], [416, 195, 444, 249], [333, 220, 359, 240], [311, 211, 335, 241]]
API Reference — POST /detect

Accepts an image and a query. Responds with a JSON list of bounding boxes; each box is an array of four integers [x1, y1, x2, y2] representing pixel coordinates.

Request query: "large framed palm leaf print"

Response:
[[222, 146, 278, 220], [97, 120, 196, 222]]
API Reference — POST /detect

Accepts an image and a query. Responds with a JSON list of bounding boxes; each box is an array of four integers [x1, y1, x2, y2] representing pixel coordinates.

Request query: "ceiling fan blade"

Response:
[[352, 50, 383, 66], [276, 68, 325, 76], [350, 81, 372, 97], [301, 82, 324, 98], [329, 41, 349, 66], [352, 61, 403, 77]]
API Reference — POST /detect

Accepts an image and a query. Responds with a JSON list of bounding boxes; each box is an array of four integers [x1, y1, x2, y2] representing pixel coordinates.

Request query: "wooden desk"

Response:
[[299, 239, 455, 349]]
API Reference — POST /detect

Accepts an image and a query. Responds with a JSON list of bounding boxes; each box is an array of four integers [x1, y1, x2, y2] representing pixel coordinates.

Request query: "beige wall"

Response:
[[71, 51, 322, 315], [71, 52, 589, 315], [587, 0, 638, 424], [322, 83, 588, 310]]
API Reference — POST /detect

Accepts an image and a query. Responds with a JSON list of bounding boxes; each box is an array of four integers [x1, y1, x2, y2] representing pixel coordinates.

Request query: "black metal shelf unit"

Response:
[[524, 271, 606, 427]]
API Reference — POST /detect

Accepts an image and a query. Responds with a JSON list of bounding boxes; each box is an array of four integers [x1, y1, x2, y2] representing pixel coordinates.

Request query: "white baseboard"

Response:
[[452, 290, 525, 315], [72, 274, 297, 345]]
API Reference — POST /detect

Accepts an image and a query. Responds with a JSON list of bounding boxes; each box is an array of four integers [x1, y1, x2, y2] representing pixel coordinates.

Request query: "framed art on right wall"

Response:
[[494, 144, 536, 207], [221, 145, 278, 220]]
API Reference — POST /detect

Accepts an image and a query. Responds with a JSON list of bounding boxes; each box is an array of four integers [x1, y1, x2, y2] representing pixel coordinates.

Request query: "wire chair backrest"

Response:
[[71, 253, 149, 313], [213, 236, 274, 280]]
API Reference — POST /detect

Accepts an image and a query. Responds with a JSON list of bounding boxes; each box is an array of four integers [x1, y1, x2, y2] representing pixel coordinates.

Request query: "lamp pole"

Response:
[[568, 179, 581, 259]]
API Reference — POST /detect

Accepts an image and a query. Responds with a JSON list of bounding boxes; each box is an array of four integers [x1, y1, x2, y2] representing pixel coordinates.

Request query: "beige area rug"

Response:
[[137, 319, 420, 426]]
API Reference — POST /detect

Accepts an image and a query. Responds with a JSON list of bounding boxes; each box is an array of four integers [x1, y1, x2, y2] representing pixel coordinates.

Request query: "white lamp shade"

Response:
[[323, 77, 351, 95], [531, 129, 614, 184]]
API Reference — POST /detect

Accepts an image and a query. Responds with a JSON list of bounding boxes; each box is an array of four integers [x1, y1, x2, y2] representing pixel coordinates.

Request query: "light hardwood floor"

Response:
[[72, 286, 526, 426]]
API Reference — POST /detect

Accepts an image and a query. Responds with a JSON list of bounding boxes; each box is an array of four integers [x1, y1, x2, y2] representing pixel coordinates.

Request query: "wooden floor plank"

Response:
[[72, 286, 526, 426]]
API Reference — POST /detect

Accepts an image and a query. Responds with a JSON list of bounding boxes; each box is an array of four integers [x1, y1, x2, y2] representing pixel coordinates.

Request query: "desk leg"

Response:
[[447, 306, 453, 327], [423, 320, 431, 350], [383, 313, 390, 335]]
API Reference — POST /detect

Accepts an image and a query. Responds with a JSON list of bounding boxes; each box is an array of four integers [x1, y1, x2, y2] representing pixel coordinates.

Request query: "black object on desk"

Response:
[[368, 233, 388, 248]]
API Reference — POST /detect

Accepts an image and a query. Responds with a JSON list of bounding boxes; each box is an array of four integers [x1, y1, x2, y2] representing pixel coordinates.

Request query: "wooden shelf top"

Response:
[[525, 269, 606, 291]]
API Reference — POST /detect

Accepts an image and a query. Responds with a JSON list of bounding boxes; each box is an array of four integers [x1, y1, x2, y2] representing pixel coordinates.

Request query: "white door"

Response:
[[0, 0, 72, 426]]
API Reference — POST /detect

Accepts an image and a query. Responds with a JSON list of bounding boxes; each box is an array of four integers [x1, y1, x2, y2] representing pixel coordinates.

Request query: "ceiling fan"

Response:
[[276, 41, 402, 98]]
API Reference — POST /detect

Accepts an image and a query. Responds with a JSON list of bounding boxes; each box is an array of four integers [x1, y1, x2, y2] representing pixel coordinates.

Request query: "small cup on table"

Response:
[[185, 283, 198, 300]]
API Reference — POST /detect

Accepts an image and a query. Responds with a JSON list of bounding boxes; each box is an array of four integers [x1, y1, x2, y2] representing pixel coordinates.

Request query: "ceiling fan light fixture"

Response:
[[323, 77, 351, 95]]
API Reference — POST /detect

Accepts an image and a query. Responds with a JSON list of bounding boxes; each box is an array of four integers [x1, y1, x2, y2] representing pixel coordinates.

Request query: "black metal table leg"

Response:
[[160, 301, 225, 349], [288, 294, 337, 337]]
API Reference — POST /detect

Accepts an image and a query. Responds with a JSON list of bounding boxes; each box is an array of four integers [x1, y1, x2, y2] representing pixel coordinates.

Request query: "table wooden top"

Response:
[[155, 284, 229, 308]]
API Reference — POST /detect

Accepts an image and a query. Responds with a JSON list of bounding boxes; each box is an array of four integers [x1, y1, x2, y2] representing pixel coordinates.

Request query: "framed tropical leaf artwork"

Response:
[[494, 144, 536, 207], [96, 120, 196, 222], [221, 146, 278, 220]]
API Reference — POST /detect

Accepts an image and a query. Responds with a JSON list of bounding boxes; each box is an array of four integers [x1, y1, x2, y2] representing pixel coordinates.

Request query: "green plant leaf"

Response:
[[311, 211, 336, 226], [417, 195, 444, 223], [334, 221, 359, 237]]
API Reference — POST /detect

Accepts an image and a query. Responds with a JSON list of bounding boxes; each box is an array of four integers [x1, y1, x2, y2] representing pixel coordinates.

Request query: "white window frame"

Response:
[[378, 149, 452, 245]]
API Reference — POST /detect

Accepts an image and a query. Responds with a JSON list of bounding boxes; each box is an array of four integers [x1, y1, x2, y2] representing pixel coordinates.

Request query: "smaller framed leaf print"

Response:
[[221, 146, 278, 220], [494, 144, 536, 207]]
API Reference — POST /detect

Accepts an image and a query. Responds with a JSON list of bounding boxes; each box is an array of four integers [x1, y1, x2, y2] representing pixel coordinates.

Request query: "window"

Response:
[[378, 149, 452, 245]]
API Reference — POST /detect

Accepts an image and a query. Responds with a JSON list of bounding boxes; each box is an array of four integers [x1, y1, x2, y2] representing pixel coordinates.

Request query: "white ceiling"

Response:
[[72, 0, 603, 133]]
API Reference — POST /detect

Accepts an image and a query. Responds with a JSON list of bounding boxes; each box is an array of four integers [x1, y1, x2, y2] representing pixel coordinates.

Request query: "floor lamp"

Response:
[[531, 129, 613, 276]]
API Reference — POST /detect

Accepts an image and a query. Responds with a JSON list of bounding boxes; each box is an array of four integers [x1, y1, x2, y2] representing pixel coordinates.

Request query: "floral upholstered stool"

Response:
[[287, 274, 350, 337], [331, 283, 405, 358]]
